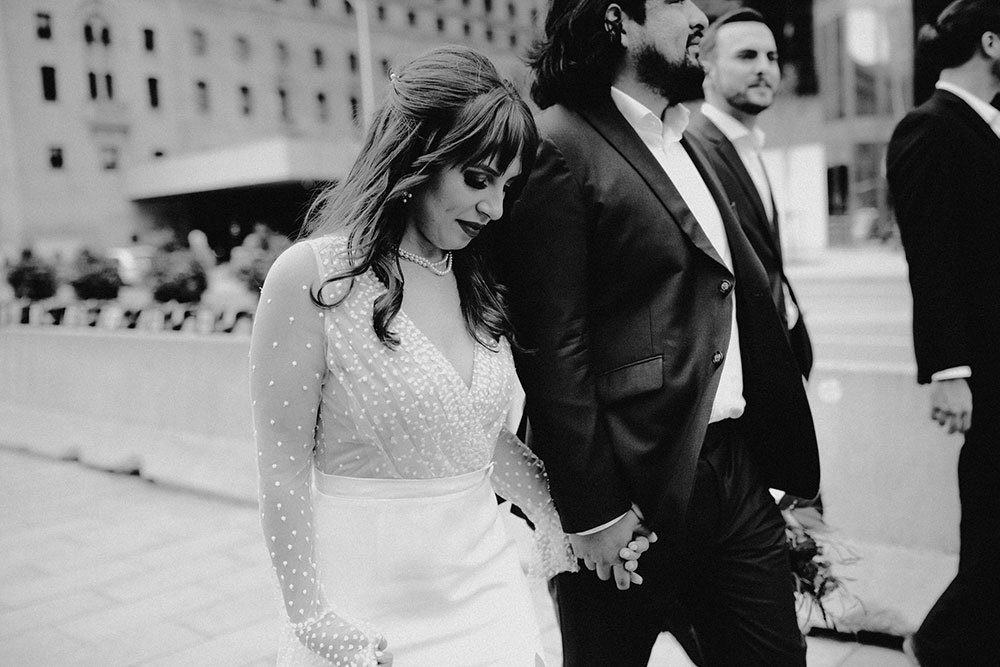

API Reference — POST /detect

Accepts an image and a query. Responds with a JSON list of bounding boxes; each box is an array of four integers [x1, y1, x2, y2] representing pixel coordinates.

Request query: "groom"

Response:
[[494, 0, 820, 664]]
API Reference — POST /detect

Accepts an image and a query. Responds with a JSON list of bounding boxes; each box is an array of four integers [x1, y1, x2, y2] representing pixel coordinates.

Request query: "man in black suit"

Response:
[[688, 8, 812, 380], [887, 1, 1000, 664], [494, 0, 819, 664]]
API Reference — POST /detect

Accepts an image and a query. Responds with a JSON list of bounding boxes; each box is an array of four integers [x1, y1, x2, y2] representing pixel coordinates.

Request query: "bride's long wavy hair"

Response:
[[302, 45, 538, 350]]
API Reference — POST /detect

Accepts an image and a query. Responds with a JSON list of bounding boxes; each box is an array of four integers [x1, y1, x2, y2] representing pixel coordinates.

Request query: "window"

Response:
[[462, 22, 470, 37], [153, 149, 166, 158], [147, 77, 160, 108], [381, 59, 391, 77], [84, 71, 115, 101], [485, 27, 493, 42], [240, 85, 253, 115], [196, 80, 209, 112], [143, 28, 155, 52], [350, 96, 359, 125], [49, 147, 64, 170], [345, 0, 354, 15], [484, 0, 492, 12], [191, 29, 207, 56], [317, 92, 329, 122], [101, 146, 118, 170], [37, 13, 52, 39], [278, 88, 290, 122], [276, 41, 289, 65], [377, 5, 385, 21], [827, 165, 848, 216], [84, 18, 111, 47], [507, 3, 515, 18], [41, 66, 57, 101], [313, 47, 325, 68], [348, 51, 358, 73], [407, 10, 416, 26], [235, 35, 251, 61], [436, 17, 444, 32], [310, 0, 322, 7], [509, 33, 517, 48]]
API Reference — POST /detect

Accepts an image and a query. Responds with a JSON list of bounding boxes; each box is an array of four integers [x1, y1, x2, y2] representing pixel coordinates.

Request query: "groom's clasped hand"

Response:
[[567, 507, 657, 591]]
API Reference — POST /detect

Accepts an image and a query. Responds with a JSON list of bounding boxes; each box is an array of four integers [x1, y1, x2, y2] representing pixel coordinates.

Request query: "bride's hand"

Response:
[[616, 532, 657, 586]]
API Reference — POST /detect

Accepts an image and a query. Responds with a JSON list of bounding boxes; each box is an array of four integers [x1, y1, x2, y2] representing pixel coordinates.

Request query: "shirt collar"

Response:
[[936, 80, 1000, 129], [610, 86, 690, 144], [700, 102, 766, 152]]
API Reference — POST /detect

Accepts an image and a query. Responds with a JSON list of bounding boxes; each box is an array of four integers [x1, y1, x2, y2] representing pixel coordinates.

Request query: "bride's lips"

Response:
[[458, 220, 486, 238]]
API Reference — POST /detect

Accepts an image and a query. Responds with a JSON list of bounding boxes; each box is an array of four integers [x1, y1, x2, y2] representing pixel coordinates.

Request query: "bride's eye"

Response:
[[464, 171, 489, 189]]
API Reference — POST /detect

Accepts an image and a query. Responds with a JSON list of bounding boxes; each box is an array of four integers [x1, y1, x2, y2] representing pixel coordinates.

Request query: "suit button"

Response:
[[712, 351, 724, 365], [719, 280, 733, 295]]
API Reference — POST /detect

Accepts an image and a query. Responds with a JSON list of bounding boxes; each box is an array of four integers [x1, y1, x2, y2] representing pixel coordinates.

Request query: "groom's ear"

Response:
[[604, 4, 626, 45]]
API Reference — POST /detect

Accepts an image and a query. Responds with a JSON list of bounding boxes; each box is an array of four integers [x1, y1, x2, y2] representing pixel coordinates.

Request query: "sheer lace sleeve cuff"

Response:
[[490, 428, 578, 579]]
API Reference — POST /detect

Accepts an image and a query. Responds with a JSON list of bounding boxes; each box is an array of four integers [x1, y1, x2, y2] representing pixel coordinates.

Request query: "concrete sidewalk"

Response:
[[0, 446, 910, 667]]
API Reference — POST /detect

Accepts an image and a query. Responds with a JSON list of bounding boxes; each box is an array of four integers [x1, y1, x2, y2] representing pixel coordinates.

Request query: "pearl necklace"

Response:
[[398, 247, 453, 276]]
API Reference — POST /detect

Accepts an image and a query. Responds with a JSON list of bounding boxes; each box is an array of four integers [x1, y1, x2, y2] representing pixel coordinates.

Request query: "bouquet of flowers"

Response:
[[779, 494, 859, 630]]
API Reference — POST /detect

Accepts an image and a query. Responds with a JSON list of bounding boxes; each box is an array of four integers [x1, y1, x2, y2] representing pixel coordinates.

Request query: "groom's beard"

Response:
[[635, 45, 706, 105]]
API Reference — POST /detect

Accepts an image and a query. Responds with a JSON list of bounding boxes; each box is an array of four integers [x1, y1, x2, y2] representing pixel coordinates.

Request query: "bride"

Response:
[[249, 46, 650, 667]]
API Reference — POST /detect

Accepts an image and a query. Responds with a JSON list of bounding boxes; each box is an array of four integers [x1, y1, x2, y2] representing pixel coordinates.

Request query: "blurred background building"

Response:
[[0, 0, 961, 259], [0, 0, 544, 258]]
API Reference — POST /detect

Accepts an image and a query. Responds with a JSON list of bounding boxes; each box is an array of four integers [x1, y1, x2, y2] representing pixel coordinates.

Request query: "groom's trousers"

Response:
[[551, 418, 806, 667]]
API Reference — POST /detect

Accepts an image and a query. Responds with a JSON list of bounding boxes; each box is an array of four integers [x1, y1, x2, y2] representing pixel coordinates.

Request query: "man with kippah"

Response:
[[886, 1, 1000, 664]]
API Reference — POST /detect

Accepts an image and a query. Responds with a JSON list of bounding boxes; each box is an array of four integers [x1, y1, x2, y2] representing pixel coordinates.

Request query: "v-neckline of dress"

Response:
[[355, 268, 481, 393], [397, 308, 481, 394]]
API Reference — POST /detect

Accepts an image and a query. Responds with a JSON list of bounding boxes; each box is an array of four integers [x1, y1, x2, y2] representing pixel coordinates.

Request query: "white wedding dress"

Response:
[[250, 235, 576, 667]]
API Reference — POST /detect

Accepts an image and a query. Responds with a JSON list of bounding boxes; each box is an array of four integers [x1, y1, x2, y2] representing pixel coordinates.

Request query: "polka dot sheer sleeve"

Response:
[[490, 427, 579, 579], [250, 243, 382, 667]]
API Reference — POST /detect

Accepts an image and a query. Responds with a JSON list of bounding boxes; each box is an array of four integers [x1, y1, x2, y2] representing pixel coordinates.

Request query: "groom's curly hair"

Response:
[[527, 0, 646, 109]]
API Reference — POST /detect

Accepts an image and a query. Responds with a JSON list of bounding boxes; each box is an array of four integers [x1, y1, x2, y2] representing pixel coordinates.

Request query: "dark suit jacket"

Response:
[[887, 89, 1000, 427], [494, 97, 819, 541], [687, 109, 813, 379]]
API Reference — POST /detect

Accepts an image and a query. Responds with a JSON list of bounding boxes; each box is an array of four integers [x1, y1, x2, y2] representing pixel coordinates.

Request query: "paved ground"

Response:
[[0, 446, 911, 666]]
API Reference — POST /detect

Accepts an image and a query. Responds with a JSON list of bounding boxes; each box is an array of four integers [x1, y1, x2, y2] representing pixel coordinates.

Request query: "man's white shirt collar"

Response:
[[936, 81, 1000, 134], [700, 102, 766, 153], [610, 86, 690, 144]]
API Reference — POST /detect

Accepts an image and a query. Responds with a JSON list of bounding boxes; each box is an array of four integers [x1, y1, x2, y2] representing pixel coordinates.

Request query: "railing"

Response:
[[0, 299, 254, 334]]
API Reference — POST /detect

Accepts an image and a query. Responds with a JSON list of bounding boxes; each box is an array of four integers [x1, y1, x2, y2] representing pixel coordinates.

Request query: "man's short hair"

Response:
[[700, 7, 769, 62], [917, 0, 1000, 69]]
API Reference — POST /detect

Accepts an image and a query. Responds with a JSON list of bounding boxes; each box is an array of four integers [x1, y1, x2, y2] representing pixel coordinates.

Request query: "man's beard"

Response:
[[635, 45, 706, 104]]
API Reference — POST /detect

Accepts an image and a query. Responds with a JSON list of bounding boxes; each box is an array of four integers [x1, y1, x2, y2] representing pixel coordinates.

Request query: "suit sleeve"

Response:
[[500, 135, 632, 534], [887, 113, 970, 383]]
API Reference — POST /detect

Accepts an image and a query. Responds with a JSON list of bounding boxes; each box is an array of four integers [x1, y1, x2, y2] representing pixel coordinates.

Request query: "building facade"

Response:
[[814, 0, 917, 245], [0, 0, 544, 255]]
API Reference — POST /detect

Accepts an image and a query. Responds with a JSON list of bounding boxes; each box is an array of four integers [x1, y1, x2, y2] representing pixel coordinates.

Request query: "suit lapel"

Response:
[[695, 116, 784, 263], [684, 132, 770, 290], [578, 100, 727, 269]]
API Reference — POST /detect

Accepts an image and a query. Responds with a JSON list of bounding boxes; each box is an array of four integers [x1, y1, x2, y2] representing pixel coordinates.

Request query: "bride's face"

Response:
[[403, 157, 522, 255]]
